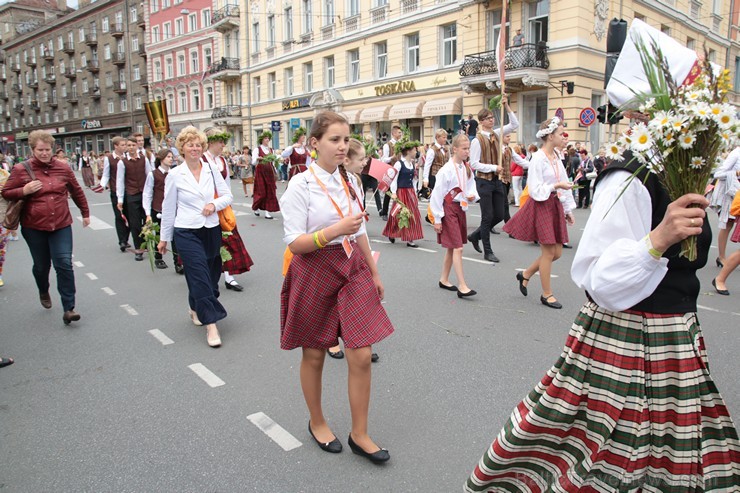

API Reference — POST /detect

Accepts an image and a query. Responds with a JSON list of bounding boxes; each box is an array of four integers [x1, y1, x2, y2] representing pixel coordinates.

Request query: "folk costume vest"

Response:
[[396, 160, 414, 189], [430, 146, 448, 178], [109, 155, 122, 194], [475, 132, 500, 181], [124, 154, 147, 195], [499, 148, 512, 185], [151, 168, 167, 213], [290, 148, 308, 166]]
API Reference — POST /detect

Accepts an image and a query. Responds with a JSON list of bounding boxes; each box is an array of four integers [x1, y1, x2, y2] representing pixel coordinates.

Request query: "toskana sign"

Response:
[[374, 80, 416, 97]]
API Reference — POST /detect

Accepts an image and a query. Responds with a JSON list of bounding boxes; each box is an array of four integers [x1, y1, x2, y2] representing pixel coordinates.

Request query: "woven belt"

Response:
[[475, 171, 498, 181]]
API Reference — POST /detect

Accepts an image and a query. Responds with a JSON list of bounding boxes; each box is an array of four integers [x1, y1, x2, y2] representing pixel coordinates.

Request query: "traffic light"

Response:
[[566, 82, 575, 95], [607, 105, 623, 125], [596, 103, 623, 125], [597, 104, 607, 124]]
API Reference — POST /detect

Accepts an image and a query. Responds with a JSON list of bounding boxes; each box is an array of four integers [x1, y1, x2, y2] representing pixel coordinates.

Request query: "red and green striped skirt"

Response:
[[465, 302, 740, 492]]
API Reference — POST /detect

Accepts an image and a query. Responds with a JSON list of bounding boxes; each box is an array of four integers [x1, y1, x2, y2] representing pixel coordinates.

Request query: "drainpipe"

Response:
[[244, 0, 252, 148]]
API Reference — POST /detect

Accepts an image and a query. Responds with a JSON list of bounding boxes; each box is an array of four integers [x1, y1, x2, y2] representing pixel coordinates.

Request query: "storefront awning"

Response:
[[339, 109, 361, 124], [359, 105, 391, 123], [422, 97, 462, 117], [388, 101, 424, 120]]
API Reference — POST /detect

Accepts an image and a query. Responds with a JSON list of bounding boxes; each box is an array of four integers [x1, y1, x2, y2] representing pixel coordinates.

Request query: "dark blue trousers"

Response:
[[21, 225, 76, 311], [174, 226, 227, 325]]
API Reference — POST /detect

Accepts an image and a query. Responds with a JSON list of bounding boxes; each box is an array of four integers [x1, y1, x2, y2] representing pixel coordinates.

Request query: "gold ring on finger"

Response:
[[690, 218, 696, 226]]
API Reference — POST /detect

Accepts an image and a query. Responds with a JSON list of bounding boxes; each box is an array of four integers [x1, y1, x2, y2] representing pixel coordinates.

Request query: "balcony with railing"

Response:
[[48, 97, 58, 107], [90, 87, 101, 99], [28, 79, 38, 89], [14, 104, 24, 113], [400, 0, 419, 14], [0, 72, 6, 81], [30, 100, 40, 111], [0, 52, 5, 63], [138, 45, 146, 57], [63, 68, 77, 79], [207, 57, 240, 81], [370, 4, 389, 24], [63, 42, 76, 54], [344, 14, 360, 34], [10, 63, 21, 73], [112, 52, 126, 65], [26, 58, 37, 68], [11, 83, 22, 93], [86, 60, 100, 73], [85, 33, 97, 46], [43, 50, 55, 61], [0, 92, 7, 100], [44, 73, 57, 84], [113, 81, 127, 93], [459, 43, 549, 91], [211, 5, 240, 33], [68, 93, 79, 104], [211, 105, 242, 126], [111, 23, 125, 37]]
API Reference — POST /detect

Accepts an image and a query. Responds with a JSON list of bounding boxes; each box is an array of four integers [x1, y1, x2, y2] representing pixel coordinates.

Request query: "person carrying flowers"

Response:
[[381, 132, 424, 248], [251, 131, 280, 219]]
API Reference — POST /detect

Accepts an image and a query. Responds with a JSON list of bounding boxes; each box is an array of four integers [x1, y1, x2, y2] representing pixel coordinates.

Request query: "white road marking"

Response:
[[247, 412, 302, 451], [73, 261, 84, 267], [413, 247, 438, 253], [514, 268, 558, 278], [697, 304, 740, 316], [234, 210, 249, 216], [120, 304, 138, 316], [101, 287, 116, 295], [463, 256, 495, 265], [370, 239, 392, 244], [188, 363, 225, 388], [85, 272, 98, 280], [76, 215, 113, 230], [148, 329, 174, 345]]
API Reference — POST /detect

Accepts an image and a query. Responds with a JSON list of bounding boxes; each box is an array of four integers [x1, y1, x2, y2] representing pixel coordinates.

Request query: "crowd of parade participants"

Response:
[[1, 108, 739, 488]]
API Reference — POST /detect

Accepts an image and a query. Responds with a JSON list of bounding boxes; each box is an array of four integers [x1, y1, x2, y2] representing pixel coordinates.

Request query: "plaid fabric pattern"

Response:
[[382, 187, 424, 241], [465, 301, 740, 492], [280, 243, 394, 350], [732, 221, 740, 243], [80, 167, 95, 187], [252, 164, 280, 212], [221, 226, 253, 274], [437, 200, 467, 249], [503, 193, 568, 245]]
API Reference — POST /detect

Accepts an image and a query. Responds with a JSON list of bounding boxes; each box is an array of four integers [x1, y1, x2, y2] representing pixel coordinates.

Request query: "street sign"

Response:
[[290, 118, 301, 130], [579, 107, 596, 127], [271, 120, 282, 132], [555, 107, 564, 121]]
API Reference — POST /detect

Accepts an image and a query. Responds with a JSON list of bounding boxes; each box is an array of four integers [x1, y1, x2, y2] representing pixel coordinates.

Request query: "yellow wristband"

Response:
[[313, 232, 324, 249], [644, 234, 663, 259], [318, 229, 328, 245]]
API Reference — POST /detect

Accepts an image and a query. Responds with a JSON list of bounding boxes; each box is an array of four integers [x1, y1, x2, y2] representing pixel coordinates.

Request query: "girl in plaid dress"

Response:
[[280, 112, 394, 463], [251, 132, 280, 219], [503, 118, 576, 309]]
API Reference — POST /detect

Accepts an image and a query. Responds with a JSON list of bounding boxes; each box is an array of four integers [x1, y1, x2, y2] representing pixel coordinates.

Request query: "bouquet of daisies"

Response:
[[606, 38, 738, 260], [140, 220, 161, 272]]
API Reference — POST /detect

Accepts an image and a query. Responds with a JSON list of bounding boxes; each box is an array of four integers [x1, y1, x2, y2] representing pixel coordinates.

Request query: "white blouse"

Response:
[[571, 169, 669, 312], [281, 145, 307, 158], [423, 143, 446, 182], [527, 149, 576, 214], [251, 145, 273, 165], [280, 164, 366, 246], [159, 162, 233, 242], [429, 159, 479, 223]]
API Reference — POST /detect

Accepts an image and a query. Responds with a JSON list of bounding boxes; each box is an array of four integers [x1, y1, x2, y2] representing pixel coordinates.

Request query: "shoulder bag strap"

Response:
[[22, 161, 36, 181]]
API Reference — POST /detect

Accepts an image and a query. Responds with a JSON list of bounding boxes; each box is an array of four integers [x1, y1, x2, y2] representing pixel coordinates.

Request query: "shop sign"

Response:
[[290, 118, 301, 129], [15, 131, 29, 140], [374, 80, 416, 97], [81, 119, 102, 130], [282, 97, 310, 111]]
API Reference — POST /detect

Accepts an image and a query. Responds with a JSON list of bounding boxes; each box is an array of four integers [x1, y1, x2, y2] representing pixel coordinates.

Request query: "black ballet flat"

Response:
[[716, 257, 724, 268], [327, 349, 345, 359], [457, 289, 477, 299], [348, 434, 389, 464], [516, 272, 529, 297], [540, 294, 562, 309], [308, 421, 342, 453], [712, 278, 730, 296], [388, 237, 395, 244], [438, 281, 457, 291], [371, 353, 380, 363]]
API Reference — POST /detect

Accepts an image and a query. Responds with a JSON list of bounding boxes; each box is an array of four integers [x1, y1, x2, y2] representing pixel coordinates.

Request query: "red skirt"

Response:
[[289, 165, 307, 179], [437, 201, 467, 249], [503, 193, 568, 245], [81, 167, 95, 187], [222, 226, 253, 274], [382, 187, 424, 241], [252, 164, 280, 212], [732, 221, 740, 243], [281, 243, 394, 350]]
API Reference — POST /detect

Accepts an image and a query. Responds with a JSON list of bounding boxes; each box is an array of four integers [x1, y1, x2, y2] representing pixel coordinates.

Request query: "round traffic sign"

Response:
[[555, 108, 564, 120], [579, 107, 596, 126]]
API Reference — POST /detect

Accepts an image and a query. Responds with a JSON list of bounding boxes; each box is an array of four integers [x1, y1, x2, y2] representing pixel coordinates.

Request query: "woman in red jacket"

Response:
[[1, 130, 90, 324]]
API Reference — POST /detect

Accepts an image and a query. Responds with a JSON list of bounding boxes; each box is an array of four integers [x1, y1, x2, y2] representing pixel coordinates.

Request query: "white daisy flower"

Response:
[[689, 156, 705, 169], [716, 111, 734, 128], [693, 103, 711, 120], [605, 143, 623, 161], [630, 124, 652, 152], [662, 131, 676, 146], [678, 133, 696, 149], [709, 104, 723, 117], [670, 118, 686, 132], [650, 111, 672, 129], [685, 91, 702, 101]]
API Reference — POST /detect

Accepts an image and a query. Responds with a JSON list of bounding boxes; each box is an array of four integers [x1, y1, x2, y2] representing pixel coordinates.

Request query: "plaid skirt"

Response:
[[280, 243, 394, 350], [252, 164, 280, 212], [732, 221, 740, 243], [503, 193, 568, 245], [222, 226, 253, 274], [465, 301, 740, 492], [382, 187, 424, 241], [437, 200, 467, 249]]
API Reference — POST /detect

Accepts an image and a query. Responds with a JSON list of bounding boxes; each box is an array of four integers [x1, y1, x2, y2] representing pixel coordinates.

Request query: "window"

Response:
[[104, 44, 111, 60], [268, 72, 276, 98], [442, 24, 457, 66], [324, 0, 335, 26], [166, 57, 173, 78], [58, 36, 64, 50], [132, 37, 139, 52], [405, 33, 420, 73], [115, 11, 123, 26], [735, 56, 740, 92], [190, 51, 199, 73], [133, 65, 140, 80], [303, 62, 313, 92], [687, 37, 695, 51], [708, 49, 717, 63], [374, 42, 387, 79], [202, 9, 211, 27], [324, 56, 334, 88], [166, 94, 174, 114], [105, 72, 112, 86], [117, 39, 125, 54], [164, 23, 171, 40], [527, 0, 549, 43], [178, 54, 185, 75], [120, 96, 127, 111], [154, 60, 162, 81], [82, 78, 89, 92], [253, 22, 260, 52], [348, 49, 360, 83], [302, 0, 313, 33], [712, 0, 721, 15], [179, 91, 187, 112], [349, 0, 360, 16], [268, 15, 276, 47], [206, 86, 214, 108], [189, 14, 197, 32], [135, 96, 142, 110], [102, 17, 109, 32], [192, 88, 200, 110], [489, 9, 510, 51], [285, 67, 294, 95], [285, 7, 293, 41], [108, 99, 114, 113], [175, 19, 183, 36], [660, 24, 670, 35], [152, 26, 160, 43], [78, 27, 85, 42], [151, 0, 159, 12], [130, 5, 138, 22], [163, 0, 170, 8], [253, 77, 261, 102], [204, 47, 212, 68]]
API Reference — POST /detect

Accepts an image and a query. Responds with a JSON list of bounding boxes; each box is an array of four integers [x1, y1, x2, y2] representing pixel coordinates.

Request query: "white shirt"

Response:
[[511, 150, 529, 169], [423, 143, 446, 182], [389, 158, 415, 194], [202, 151, 226, 173], [715, 147, 740, 181], [381, 139, 398, 164], [572, 169, 668, 312], [527, 149, 576, 214], [251, 145, 273, 165], [142, 166, 169, 216], [159, 162, 233, 242], [429, 159, 479, 223], [469, 111, 519, 173], [100, 152, 125, 190], [116, 151, 154, 203], [280, 164, 367, 246], [281, 145, 306, 159]]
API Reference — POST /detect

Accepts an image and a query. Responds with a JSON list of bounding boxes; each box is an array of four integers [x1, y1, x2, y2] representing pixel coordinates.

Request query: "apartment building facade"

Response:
[[0, 0, 149, 157]]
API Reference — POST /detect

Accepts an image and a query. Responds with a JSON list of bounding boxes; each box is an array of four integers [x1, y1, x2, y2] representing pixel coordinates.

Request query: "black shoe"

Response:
[[175, 264, 185, 275], [348, 433, 389, 464], [308, 421, 342, 453], [406, 241, 418, 248], [135, 252, 144, 261], [371, 353, 380, 363], [225, 280, 244, 292], [484, 252, 500, 263], [516, 272, 529, 297], [457, 288, 477, 298], [63, 309, 81, 325], [155, 259, 168, 269], [327, 349, 345, 359], [563, 243, 573, 249], [381, 214, 388, 221], [119, 242, 127, 252], [540, 294, 562, 309], [716, 257, 724, 268], [467, 235, 481, 253], [388, 237, 395, 244], [490, 228, 500, 235], [125, 242, 132, 248], [438, 281, 457, 291], [712, 278, 730, 296]]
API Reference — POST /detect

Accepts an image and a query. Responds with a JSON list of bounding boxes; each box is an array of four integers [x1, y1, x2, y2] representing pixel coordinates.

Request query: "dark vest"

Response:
[[124, 154, 147, 195], [594, 153, 711, 314], [151, 168, 166, 213], [290, 148, 308, 166], [431, 146, 447, 177], [475, 132, 500, 181], [396, 160, 414, 189], [80, 157, 91, 168], [257, 146, 273, 166], [109, 156, 121, 194]]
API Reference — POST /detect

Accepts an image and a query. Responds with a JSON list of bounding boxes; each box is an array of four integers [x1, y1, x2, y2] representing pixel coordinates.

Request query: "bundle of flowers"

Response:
[[350, 133, 380, 161], [260, 152, 284, 171], [140, 220, 161, 272]]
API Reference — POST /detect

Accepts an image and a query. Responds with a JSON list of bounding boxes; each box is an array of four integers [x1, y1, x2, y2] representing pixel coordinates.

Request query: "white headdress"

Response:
[[536, 117, 561, 139]]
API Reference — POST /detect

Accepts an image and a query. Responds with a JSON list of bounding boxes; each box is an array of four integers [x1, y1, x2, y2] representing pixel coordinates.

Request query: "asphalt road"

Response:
[[1, 175, 738, 493]]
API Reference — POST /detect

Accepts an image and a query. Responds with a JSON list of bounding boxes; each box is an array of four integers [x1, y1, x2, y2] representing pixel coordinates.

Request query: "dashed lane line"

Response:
[[148, 329, 174, 346], [73, 261, 84, 267], [120, 304, 139, 316], [413, 247, 438, 253], [85, 273, 98, 280], [188, 363, 225, 388], [463, 257, 496, 265], [101, 287, 116, 295], [247, 412, 302, 452], [515, 268, 559, 279], [76, 215, 113, 230], [697, 304, 740, 317]]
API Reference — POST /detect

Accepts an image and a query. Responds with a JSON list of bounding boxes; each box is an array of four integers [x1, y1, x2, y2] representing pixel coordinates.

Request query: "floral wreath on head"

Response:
[[292, 127, 307, 143], [536, 117, 562, 139], [393, 126, 422, 155], [207, 131, 232, 143], [258, 131, 273, 142]]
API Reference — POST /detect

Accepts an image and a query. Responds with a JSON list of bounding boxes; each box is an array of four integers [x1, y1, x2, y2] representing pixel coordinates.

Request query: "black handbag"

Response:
[[2, 162, 36, 230]]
